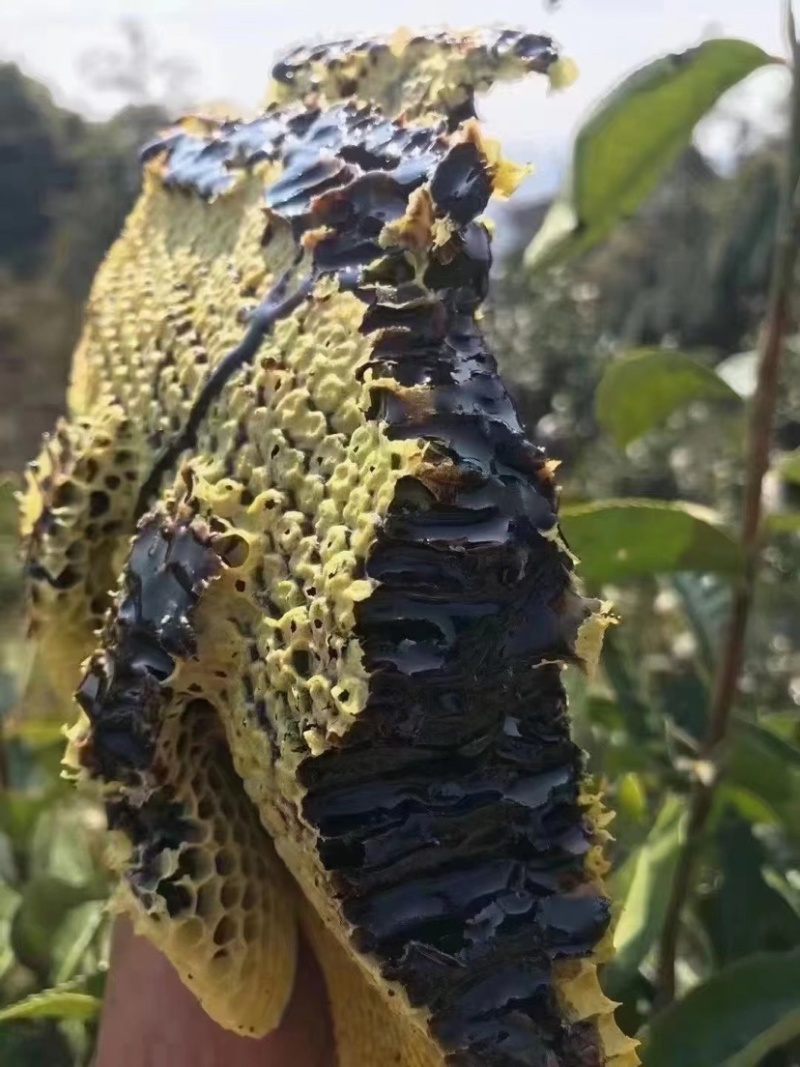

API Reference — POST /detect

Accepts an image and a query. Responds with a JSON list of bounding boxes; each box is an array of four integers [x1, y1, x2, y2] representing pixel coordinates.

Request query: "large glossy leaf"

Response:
[[525, 40, 778, 271], [606, 795, 686, 996], [0, 1019, 73, 1067], [616, 772, 648, 823], [735, 716, 800, 771], [0, 793, 54, 851], [671, 573, 731, 675], [699, 811, 800, 966], [642, 948, 800, 1067], [3, 719, 66, 747], [717, 785, 782, 827], [599, 631, 655, 743], [779, 450, 800, 484], [2, 735, 64, 794], [728, 719, 800, 839], [652, 667, 708, 744], [0, 988, 101, 1026], [596, 348, 741, 448], [0, 878, 20, 984], [51, 900, 108, 985], [766, 510, 800, 532], [29, 801, 104, 887], [10, 877, 106, 978], [560, 500, 741, 582]]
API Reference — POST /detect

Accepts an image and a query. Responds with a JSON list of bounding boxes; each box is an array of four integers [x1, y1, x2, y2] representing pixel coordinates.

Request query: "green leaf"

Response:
[[766, 510, 800, 533], [29, 801, 104, 887], [596, 348, 741, 448], [757, 710, 800, 744], [606, 795, 686, 996], [653, 666, 709, 744], [600, 630, 654, 743], [735, 716, 800, 770], [3, 719, 67, 748], [561, 500, 741, 582], [10, 877, 107, 978], [51, 900, 108, 985], [525, 40, 778, 271], [0, 877, 20, 983], [699, 811, 800, 966], [0, 1019, 74, 1067], [779, 450, 800, 484], [728, 719, 800, 838], [0, 988, 101, 1025], [2, 736, 63, 795], [763, 866, 800, 922], [0, 670, 17, 724], [641, 948, 800, 1067], [717, 785, 781, 827], [616, 772, 648, 823], [0, 792, 56, 850], [671, 573, 731, 675]]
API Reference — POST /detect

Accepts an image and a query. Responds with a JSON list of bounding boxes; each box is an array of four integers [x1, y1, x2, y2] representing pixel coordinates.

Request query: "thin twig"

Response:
[[656, 8, 800, 1006]]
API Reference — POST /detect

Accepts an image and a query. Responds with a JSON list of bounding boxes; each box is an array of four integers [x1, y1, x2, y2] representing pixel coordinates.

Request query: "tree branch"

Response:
[[656, 8, 800, 1006]]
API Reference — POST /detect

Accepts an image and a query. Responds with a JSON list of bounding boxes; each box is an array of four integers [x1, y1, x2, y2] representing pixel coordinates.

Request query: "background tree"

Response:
[[0, 19, 195, 472]]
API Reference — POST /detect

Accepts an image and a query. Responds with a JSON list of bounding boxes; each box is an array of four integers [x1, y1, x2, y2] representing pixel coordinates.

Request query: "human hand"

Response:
[[93, 920, 335, 1067]]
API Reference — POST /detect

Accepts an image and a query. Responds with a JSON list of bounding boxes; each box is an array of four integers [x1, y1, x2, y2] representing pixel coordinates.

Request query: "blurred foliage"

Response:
[[0, 17, 800, 1067], [0, 49, 169, 470], [0, 478, 109, 1064], [0, 22, 186, 1063]]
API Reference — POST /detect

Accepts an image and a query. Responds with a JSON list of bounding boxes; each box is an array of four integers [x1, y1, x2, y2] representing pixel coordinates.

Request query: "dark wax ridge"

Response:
[[82, 42, 608, 1067]]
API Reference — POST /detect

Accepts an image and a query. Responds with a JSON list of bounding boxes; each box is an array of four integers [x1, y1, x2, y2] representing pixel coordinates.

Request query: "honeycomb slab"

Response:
[[23, 26, 638, 1067]]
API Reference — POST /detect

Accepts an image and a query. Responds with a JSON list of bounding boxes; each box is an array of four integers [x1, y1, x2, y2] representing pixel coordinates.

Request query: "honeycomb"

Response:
[[24, 25, 639, 1067], [268, 27, 564, 122], [19, 408, 143, 716], [108, 699, 298, 1035]]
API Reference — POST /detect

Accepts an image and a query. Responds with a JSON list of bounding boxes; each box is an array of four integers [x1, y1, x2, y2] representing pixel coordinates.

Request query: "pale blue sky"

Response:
[[0, 0, 789, 193]]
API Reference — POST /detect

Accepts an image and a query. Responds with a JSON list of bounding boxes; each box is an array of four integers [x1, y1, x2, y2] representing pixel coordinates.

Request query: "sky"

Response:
[[0, 0, 790, 197]]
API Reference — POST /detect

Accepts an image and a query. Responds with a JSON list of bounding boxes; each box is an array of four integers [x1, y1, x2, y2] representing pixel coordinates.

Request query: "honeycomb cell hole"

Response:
[[113, 697, 299, 1037]]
